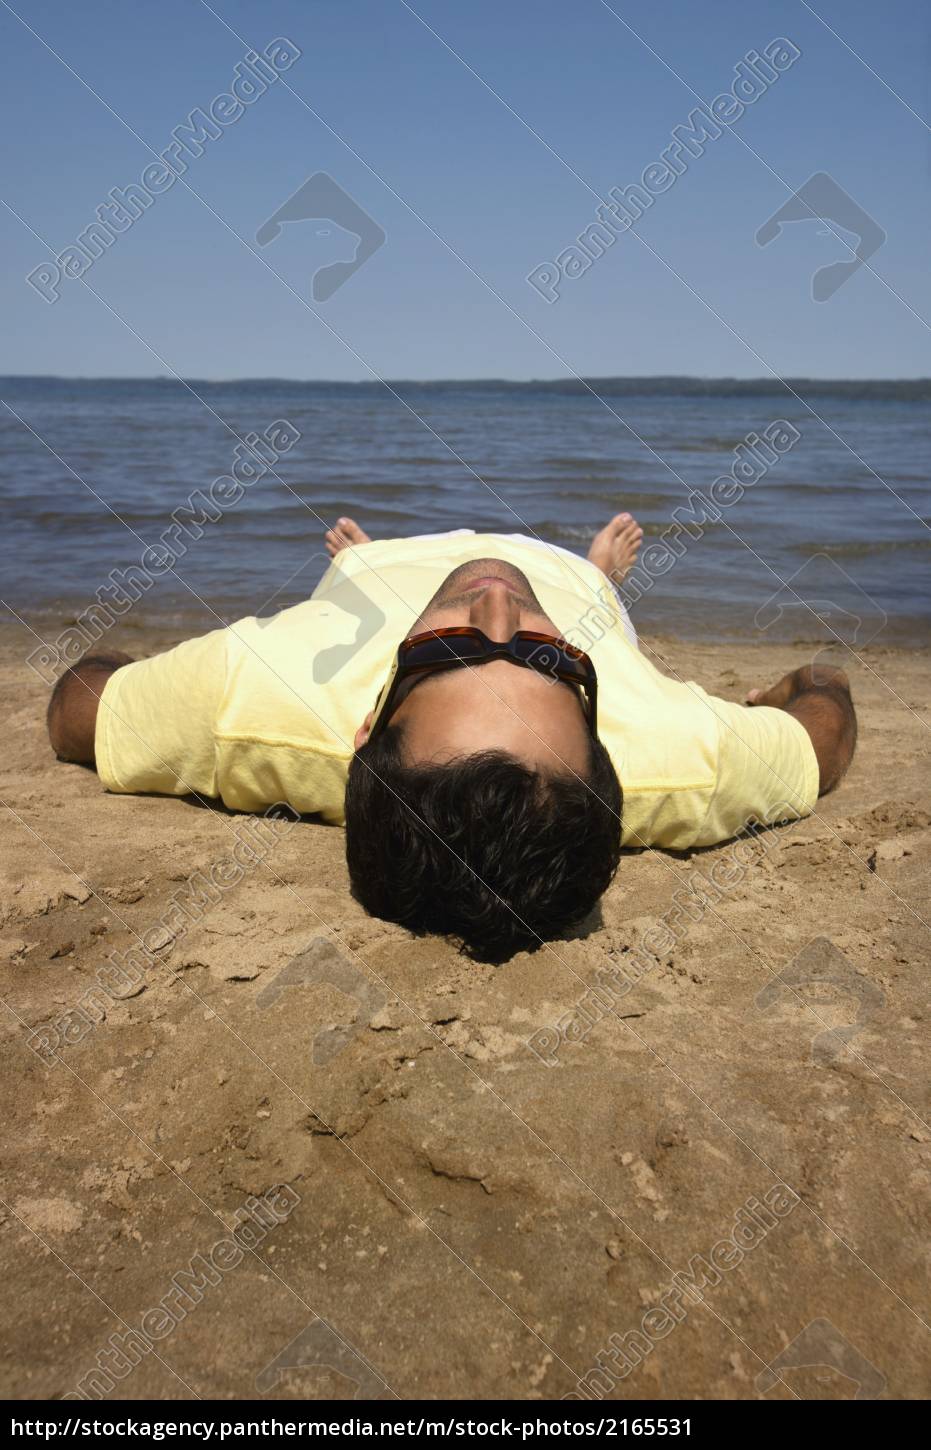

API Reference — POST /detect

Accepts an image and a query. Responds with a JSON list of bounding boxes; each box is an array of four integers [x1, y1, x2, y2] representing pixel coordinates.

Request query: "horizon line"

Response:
[[2, 371, 930, 386]]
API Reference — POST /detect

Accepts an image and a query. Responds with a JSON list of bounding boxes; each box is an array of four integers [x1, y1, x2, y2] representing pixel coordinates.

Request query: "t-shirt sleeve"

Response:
[[696, 697, 820, 846], [94, 628, 229, 799]]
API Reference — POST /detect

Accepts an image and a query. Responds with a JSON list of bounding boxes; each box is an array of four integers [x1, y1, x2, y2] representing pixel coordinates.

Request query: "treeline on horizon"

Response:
[[4, 374, 931, 401]]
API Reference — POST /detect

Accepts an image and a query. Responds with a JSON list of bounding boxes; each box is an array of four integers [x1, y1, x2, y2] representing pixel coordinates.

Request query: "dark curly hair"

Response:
[[344, 725, 622, 962]]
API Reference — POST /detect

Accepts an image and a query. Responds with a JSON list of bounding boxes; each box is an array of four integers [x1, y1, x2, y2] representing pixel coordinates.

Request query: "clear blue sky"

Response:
[[1, 0, 928, 380]]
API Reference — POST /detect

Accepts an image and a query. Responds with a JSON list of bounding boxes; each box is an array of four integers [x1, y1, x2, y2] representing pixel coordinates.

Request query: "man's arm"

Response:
[[747, 663, 856, 796], [47, 650, 134, 766]]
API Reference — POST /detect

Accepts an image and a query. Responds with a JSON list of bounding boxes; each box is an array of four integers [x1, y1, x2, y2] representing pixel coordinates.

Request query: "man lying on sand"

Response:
[[47, 513, 856, 961]]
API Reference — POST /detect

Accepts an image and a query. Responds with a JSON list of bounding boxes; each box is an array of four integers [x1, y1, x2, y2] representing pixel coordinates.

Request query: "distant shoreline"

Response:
[[3, 374, 931, 400]]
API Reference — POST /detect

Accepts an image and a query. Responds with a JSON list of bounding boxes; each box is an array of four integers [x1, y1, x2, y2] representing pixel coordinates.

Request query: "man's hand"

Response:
[[47, 650, 135, 766], [746, 663, 856, 796]]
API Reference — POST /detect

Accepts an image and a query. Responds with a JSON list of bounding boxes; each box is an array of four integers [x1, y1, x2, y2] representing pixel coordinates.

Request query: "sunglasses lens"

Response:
[[529, 643, 560, 672], [515, 637, 587, 681]]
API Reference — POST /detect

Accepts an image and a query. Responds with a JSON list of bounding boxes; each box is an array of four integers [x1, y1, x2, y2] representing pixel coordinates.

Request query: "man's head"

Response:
[[344, 559, 622, 961]]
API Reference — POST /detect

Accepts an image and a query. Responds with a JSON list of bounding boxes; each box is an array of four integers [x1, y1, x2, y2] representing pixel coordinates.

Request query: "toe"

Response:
[[336, 516, 367, 544]]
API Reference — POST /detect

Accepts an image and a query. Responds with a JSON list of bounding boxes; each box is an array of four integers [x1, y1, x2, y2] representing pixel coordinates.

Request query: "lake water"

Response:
[[2, 375, 928, 647]]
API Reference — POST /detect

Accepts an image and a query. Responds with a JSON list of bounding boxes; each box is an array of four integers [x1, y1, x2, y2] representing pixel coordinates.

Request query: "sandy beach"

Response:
[[1, 622, 928, 1401]]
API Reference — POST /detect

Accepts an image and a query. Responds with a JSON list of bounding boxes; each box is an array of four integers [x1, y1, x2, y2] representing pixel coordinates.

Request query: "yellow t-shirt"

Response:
[[95, 533, 819, 848]]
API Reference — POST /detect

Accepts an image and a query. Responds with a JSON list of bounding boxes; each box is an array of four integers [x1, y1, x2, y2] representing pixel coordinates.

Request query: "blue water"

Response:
[[1, 376, 929, 645]]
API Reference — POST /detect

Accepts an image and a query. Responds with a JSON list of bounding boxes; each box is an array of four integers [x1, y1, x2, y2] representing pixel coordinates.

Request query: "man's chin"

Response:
[[428, 558, 538, 607]]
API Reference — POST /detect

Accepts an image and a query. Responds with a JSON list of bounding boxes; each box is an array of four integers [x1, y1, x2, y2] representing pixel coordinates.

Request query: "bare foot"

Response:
[[586, 512, 644, 583], [325, 516, 372, 557]]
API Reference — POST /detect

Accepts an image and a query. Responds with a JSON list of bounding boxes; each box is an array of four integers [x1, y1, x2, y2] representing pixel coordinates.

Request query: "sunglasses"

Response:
[[367, 627, 598, 742]]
